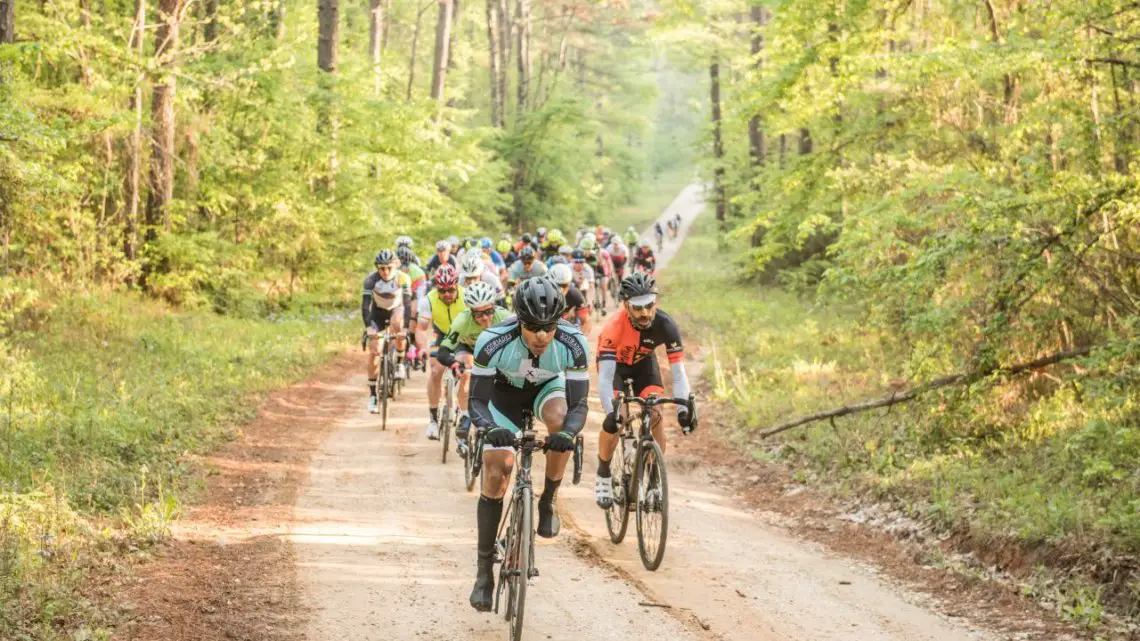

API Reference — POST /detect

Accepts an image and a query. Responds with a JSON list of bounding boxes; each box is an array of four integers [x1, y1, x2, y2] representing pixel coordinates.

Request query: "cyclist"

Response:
[[416, 265, 467, 439], [426, 240, 457, 277], [541, 229, 564, 257], [395, 236, 421, 265], [535, 227, 548, 249], [397, 247, 427, 368], [654, 221, 665, 249], [436, 282, 510, 452], [362, 250, 412, 413], [623, 225, 640, 247], [467, 278, 589, 612], [579, 234, 611, 309], [507, 246, 547, 284], [497, 238, 517, 267], [480, 237, 506, 272], [460, 251, 504, 297], [570, 249, 595, 300], [607, 236, 629, 280], [515, 232, 539, 257], [633, 239, 656, 275], [548, 263, 590, 333], [594, 272, 693, 509]]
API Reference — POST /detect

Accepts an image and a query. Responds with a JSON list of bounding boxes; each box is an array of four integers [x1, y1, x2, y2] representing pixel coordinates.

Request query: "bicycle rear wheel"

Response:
[[464, 431, 481, 492], [571, 435, 584, 485], [380, 351, 390, 431], [506, 488, 531, 641], [604, 434, 631, 544], [635, 440, 669, 571]]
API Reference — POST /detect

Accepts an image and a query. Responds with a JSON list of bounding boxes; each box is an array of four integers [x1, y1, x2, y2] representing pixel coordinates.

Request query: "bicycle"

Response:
[[492, 411, 541, 641], [592, 278, 607, 322], [439, 363, 459, 463], [463, 424, 484, 492], [603, 378, 697, 571]]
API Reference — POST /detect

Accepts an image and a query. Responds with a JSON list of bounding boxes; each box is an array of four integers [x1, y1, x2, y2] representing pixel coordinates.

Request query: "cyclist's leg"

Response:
[[637, 355, 668, 454], [596, 365, 628, 467], [454, 349, 475, 440], [422, 323, 445, 434], [391, 307, 407, 377], [471, 389, 523, 612], [535, 376, 570, 536]]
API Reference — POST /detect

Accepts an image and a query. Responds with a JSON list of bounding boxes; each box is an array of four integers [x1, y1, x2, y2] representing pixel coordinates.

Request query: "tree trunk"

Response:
[[429, 0, 453, 111], [381, 0, 391, 51], [0, 0, 14, 43], [497, 0, 510, 124], [485, 0, 502, 127], [747, 5, 766, 172], [447, 0, 459, 70], [798, 127, 812, 154], [515, 0, 529, 116], [269, 0, 286, 40], [124, 0, 145, 265], [710, 58, 726, 223], [369, 0, 383, 95], [203, 0, 217, 42], [144, 0, 182, 241], [318, 0, 339, 73], [406, 2, 429, 100]]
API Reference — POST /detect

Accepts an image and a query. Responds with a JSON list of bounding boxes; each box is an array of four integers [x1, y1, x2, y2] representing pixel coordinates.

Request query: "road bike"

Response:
[[364, 327, 399, 430], [463, 424, 484, 492], [493, 412, 542, 641], [592, 276, 608, 322], [603, 378, 697, 571]]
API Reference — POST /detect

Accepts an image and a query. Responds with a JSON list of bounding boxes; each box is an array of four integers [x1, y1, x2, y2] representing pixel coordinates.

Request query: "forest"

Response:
[[3, 0, 1140, 635]]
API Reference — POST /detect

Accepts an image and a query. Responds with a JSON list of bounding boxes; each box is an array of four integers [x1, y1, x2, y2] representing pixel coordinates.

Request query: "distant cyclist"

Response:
[[633, 240, 656, 275], [548, 263, 590, 332], [459, 251, 504, 298], [623, 225, 639, 247], [425, 240, 458, 278], [362, 250, 412, 413], [507, 246, 547, 285], [467, 278, 589, 612], [607, 236, 629, 280], [654, 221, 665, 250], [416, 265, 467, 439], [594, 272, 693, 508]]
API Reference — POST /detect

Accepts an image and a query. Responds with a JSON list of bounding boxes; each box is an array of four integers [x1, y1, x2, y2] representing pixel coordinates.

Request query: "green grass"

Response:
[[663, 212, 1140, 627], [0, 287, 351, 640], [608, 166, 695, 233]]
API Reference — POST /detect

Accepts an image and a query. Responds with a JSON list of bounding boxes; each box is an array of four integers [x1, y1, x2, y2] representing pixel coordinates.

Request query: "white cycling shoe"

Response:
[[395, 363, 407, 380], [425, 420, 440, 440], [368, 397, 379, 414], [594, 476, 613, 509]]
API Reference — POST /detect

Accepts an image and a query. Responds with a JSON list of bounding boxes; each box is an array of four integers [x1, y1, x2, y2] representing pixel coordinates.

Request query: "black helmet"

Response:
[[396, 246, 415, 265], [374, 249, 396, 266], [513, 277, 566, 325], [620, 272, 657, 300], [571, 249, 585, 262], [549, 255, 568, 266], [521, 233, 533, 244], [520, 246, 536, 259]]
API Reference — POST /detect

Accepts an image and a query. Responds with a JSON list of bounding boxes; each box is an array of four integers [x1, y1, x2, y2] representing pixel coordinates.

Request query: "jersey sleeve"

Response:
[[417, 295, 432, 322], [557, 329, 591, 436], [468, 329, 504, 430], [659, 313, 685, 364]]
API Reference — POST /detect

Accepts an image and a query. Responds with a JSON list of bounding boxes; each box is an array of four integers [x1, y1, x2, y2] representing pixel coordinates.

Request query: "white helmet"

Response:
[[558, 244, 573, 256], [463, 281, 497, 308], [548, 263, 573, 286], [460, 252, 486, 278], [396, 235, 413, 249]]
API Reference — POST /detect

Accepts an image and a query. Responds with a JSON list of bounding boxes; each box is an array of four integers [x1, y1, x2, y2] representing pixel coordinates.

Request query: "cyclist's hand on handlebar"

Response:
[[485, 427, 516, 448], [366, 325, 379, 336], [602, 410, 619, 434], [544, 432, 576, 453], [677, 408, 695, 434], [449, 361, 466, 375]]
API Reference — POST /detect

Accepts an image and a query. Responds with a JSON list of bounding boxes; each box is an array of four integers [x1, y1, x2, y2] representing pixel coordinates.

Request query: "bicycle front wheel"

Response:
[[506, 488, 532, 641], [464, 431, 481, 492], [380, 353, 390, 431], [604, 435, 631, 544], [635, 440, 669, 571], [440, 380, 453, 463]]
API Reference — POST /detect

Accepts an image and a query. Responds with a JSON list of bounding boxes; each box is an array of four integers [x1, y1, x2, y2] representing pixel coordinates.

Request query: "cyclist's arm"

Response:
[[662, 320, 690, 406], [468, 333, 500, 430], [560, 333, 592, 436], [597, 358, 617, 414], [437, 343, 457, 367], [361, 277, 374, 326]]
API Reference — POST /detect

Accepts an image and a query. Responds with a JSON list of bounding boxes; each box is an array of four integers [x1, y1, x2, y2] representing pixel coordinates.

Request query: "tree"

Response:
[[318, 0, 339, 73], [0, 0, 13, 43], [485, 0, 503, 127], [710, 57, 725, 223], [747, 5, 765, 172], [369, 0, 384, 95], [429, 0, 454, 113], [515, 0, 530, 115], [124, 0, 145, 263], [144, 0, 183, 244]]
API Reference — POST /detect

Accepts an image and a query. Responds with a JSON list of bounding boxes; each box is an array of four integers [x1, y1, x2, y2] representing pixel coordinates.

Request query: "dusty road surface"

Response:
[[289, 185, 996, 641]]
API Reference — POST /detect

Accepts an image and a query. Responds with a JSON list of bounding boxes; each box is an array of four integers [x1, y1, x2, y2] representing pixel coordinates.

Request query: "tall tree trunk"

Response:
[[710, 58, 726, 224], [515, 0, 529, 116], [203, 0, 217, 42], [317, 0, 339, 188], [269, 0, 286, 40], [144, 0, 182, 242], [485, 0, 502, 127], [369, 0, 384, 95], [381, 0, 391, 51], [429, 0, 453, 113], [447, 0, 459, 70], [124, 0, 145, 265], [405, 2, 429, 100], [0, 0, 12, 43], [747, 5, 766, 173], [798, 127, 812, 154], [496, 0, 510, 124]]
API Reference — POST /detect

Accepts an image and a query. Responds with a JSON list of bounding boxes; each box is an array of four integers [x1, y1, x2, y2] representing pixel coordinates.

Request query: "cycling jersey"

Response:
[[418, 287, 467, 335], [562, 284, 588, 325], [425, 253, 458, 275], [439, 307, 512, 353], [469, 319, 590, 435], [596, 249, 614, 277], [571, 263, 595, 289], [633, 249, 656, 273], [508, 259, 548, 282], [362, 270, 412, 324], [403, 263, 427, 301], [597, 308, 688, 413]]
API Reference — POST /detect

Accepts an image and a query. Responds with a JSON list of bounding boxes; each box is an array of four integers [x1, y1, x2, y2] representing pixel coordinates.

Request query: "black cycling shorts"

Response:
[[612, 355, 664, 399], [369, 308, 394, 332]]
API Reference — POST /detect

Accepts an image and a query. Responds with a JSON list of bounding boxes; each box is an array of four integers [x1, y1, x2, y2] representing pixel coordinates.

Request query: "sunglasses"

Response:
[[376, 264, 393, 271], [437, 287, 456, 295], [522, 321, 558, 334], [471, 307, 496, 319], [629, 302, 656, 312]]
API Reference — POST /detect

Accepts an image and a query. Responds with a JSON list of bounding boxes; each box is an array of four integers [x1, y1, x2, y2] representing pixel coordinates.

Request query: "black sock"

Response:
[[476, 495, 504, 556], [540, 478, 561, 506], [597, 457, 611, 478], [430, 407, 439, 422], [368, 378, 377, 399]]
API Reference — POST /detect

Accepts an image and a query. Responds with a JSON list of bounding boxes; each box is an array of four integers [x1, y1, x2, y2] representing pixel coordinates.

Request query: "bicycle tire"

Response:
[[440, 377, 453, 464], [604, 433, 631, 544], [464, 431, 481, 492], [572, 436, 584, 485], [635, 440, 669, 571], [380, 349, 390, 431], [507, 487, 532, 641]]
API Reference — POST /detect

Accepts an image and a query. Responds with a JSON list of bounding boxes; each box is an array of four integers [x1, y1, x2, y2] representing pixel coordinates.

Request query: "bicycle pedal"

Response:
[[528, 567, 539, 579]]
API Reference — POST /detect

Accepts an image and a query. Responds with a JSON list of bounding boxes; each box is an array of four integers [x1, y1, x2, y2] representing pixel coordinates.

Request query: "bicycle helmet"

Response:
[[395, 235, 413, 249], [536, 227, 548, 238], [638, 239, 652, 249], [549, 229, 565, 244], [579, 236, 597, 251], [514, 277, 566, 325], [521, 233, 533, 244], [627, 226, 635, 233], [374, 249, 396, 266], [396, 246, 415, 265], [434, 264, 459, 288], [497, 239, 512, 254], [571, 249, 586, 263], [558, 244, 573, 256], [548, 255, 568, 266], [460, 252, 486, 278], [548, 263, 573, 286], [620, 272, 657, 300], [463, 281, 498, 308], [480, 237, 493, 250], [436, 240, 450, 252], [519, 246, 536, 260]]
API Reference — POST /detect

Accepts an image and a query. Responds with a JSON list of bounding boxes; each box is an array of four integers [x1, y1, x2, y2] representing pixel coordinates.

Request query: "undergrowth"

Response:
[[663, 212, 1140, 631], [0, 283, 350, 639]]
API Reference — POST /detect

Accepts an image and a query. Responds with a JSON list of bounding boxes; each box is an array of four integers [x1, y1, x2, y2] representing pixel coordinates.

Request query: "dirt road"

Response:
[[289, 185, 996, 641]]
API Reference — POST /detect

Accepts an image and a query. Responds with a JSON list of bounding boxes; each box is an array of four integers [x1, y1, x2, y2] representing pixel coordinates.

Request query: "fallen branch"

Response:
[[758, 346, 1094, 439]]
